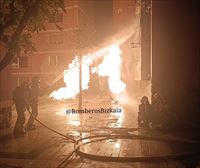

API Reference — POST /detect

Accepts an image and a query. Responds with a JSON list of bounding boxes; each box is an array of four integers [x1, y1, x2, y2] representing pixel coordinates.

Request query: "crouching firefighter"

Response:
[[138, 96, 152, 127], [13, 82, 30, 137]]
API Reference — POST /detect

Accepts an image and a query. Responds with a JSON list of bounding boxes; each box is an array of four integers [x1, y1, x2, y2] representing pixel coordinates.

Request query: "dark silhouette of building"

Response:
[[152, 0, 200, 127]]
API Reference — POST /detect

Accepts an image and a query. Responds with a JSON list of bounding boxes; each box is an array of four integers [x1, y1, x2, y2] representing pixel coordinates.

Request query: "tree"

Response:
[[0, 0, 65, 71]]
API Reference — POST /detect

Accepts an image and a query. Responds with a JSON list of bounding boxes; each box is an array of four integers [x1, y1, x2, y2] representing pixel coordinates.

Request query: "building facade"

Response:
[[11, 0, 95, 91]]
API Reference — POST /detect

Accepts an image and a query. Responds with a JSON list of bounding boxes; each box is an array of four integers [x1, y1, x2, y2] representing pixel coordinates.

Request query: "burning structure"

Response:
[[49, 0, 151, 105]]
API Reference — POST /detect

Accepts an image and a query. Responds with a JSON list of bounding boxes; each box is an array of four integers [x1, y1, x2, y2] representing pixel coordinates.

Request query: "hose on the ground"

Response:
[[26, 109, 200, 168], [75, 134, 200, 163], [27, 107, 76, 143]]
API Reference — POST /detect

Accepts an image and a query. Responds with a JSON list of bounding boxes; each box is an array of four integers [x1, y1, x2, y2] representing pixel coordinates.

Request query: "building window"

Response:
[[19, 57, 28, 68], [12, 57, 28, 68], [49, 13, 63, 23], [19, 77, 29, 85], [49, 56, 64, 66], [49, 56, 57, 66], [12, 57, 19, 68], [49, 34, 63, 44], [57, 56, 64, 66]]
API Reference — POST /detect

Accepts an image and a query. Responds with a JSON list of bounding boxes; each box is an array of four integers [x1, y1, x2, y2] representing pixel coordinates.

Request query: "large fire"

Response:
[[49, 12, 142, 101], [95, 45, 126, 94], [49, 44, 126, 100], [49, 55, 92, 100]]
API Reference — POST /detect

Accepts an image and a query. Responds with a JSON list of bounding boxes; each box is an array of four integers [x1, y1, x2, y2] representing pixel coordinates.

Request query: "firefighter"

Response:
[[26, 77, 40, 131], [138, 96, 152, 127], [13, 81, 30, 137], [151, 92, 169, 129]]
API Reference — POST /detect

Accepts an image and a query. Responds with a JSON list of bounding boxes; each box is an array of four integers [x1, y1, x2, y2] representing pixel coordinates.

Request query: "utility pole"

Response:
[[77, 26, 94, 111], [78, 54, 82, 110], [150, 0, 153, 103]]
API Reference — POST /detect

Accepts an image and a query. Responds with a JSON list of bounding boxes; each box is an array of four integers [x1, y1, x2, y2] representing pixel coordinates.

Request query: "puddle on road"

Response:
[[79, 138, 186, 157], [66, 130, 91, 140], [55, 108, 67, 116], [67, 120, 80, 126]]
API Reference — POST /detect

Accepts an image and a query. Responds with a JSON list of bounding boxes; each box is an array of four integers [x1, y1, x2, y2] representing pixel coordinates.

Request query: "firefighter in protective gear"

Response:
[[26, 77, 40, 130], [138, 96, 152, 127], [151, 93, 169, 129], [13, 81, 30, 137]]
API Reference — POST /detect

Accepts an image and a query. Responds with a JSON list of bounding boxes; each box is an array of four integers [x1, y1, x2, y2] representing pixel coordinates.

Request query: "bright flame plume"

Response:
[[49, 44, 126, 100], [96, 45, 126, 94]]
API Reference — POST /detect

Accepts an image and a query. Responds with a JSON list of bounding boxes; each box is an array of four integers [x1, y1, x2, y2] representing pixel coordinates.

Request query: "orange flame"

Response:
[[49, 44, 126, 100], [96, 44, 126, 94]]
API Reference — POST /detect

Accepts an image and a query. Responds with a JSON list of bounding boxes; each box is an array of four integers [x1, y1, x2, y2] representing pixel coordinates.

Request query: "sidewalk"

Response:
[[0, 98, 199, 168]]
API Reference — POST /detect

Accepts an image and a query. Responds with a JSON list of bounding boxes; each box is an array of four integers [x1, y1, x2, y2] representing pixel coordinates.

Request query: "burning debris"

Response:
[[49, 55, 92, 100], [49, 44, 126, 100]]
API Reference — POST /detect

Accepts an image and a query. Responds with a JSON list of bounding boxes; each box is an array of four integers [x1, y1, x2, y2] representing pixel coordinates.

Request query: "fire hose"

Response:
[[26, 109, 200, 168], [27, 109, 75, 143], [75, 134, 200, 162]]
